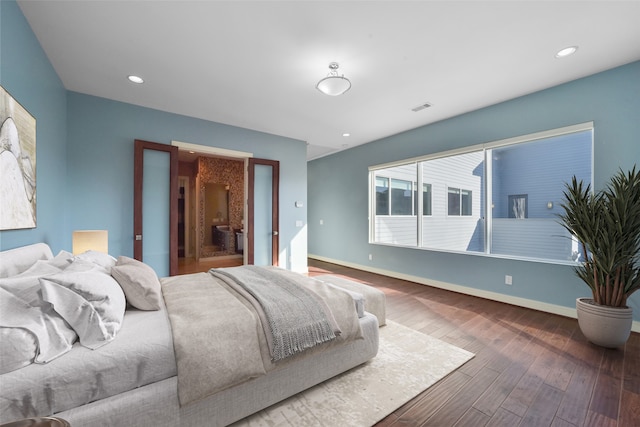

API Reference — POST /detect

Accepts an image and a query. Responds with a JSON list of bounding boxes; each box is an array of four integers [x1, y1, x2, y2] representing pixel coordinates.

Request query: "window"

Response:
[[375, 177, 389, 215], [372, 164, 417, 246], [420, 150, 484, 252], [369, 122, 593, 263], [508, 194, 528, 219], [448, 188, 460, 215], [375, 177, 416, 216], [448, 188, 472, 216], [423, 184, 432, 216], [391, 179, 413, 215], [462, 190, 472, 216]]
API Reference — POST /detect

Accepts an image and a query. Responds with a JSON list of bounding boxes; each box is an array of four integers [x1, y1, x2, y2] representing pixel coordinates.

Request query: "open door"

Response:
[[133, 139, 178, 276], [247, 158, 279, 266], [134, 139, 278, 273]]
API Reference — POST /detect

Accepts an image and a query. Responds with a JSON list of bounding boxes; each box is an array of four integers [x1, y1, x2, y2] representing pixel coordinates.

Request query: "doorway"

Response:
[[134, 139, 280, 276], [177, 153, 244, 273]]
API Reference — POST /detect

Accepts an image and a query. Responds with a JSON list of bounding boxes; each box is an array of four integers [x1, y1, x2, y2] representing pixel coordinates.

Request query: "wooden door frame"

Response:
[[177, 175, 192, 258], [247, 158, 279, 266], [133, 139, 179, 276]]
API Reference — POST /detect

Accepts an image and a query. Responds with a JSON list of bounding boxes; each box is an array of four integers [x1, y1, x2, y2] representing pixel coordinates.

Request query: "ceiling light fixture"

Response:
[[128, 75, 144, 84], [316, 62, 351, 96], [555, 46, 578, 58]]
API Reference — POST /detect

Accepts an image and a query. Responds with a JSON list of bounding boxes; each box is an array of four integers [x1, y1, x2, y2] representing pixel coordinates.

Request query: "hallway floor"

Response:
[[177, 255, 243, 274]]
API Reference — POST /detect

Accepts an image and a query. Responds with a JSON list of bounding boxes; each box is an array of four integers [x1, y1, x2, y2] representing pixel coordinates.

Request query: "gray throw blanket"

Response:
[[162, 269, 361, 407], [210, 266, 339, 361]]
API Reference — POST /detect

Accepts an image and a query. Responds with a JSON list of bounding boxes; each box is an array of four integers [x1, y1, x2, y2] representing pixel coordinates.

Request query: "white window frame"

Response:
[[368, 122, 594, 265]]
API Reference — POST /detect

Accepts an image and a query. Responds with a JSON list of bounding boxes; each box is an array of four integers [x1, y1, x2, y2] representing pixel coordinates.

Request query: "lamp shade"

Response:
[[72, 230, 108, 255], [316, 76, 351, 96]]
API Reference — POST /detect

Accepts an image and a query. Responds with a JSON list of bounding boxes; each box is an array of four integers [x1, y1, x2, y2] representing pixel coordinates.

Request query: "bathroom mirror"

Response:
[[204, 183, 229, 244]]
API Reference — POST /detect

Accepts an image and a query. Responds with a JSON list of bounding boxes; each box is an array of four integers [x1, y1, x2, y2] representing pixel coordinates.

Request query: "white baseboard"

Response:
[[309, 254, 640, 334]]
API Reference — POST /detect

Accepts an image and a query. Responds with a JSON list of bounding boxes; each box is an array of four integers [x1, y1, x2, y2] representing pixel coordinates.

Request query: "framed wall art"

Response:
[[1, 86, 37, 230]]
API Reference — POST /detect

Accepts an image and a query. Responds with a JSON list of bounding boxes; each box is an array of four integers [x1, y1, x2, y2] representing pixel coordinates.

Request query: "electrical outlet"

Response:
[[369, 254, 373, 261], [319, 219, 324, 225], [505, 275, 513, 285]]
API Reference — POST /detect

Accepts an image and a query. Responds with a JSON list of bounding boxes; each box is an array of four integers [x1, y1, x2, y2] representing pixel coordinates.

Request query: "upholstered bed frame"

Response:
[[57, 315, 379, 426], [0, 243, 380, 427]]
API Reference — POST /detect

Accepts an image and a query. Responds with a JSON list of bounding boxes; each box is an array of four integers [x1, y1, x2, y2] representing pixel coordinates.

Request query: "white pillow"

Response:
[[0, 243, 54, 278], [74, 250, 117, 273], [40, 264, 126, 349], [2, 259, 61, 280], [111, 256, 163, 311], [0, 252, 72, 286], [49, 250, 74, 269], [0, 262, 62, 303]]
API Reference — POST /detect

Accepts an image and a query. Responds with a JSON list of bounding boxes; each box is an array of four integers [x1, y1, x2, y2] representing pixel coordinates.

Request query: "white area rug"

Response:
[[232, 321, 474, 427]]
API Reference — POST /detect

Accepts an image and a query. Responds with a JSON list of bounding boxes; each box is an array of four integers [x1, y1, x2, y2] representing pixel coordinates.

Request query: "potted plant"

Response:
[[558, 166, 640, 348]]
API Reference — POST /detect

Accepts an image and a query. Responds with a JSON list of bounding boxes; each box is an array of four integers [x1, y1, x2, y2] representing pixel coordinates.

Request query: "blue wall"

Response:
[[308, 61, 640, 321], [65, 92, 308, 272], [1, 0, 68, 251], [1, 1, 309, 272]]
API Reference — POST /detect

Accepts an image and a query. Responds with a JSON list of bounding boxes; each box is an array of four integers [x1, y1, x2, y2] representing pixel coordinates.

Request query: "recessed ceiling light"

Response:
[[555, 46, 578, 58], [343, 133, 350, 137], [128, 75, 144, 84]]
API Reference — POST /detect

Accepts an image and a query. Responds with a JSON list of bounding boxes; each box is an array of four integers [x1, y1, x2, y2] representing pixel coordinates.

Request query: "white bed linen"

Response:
[[0, 252, 127, 372], [0, 306, 176, 422], [0, 260, 78, 368]]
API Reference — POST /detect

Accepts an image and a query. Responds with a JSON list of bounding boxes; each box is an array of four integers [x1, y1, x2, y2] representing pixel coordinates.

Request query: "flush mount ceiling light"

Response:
[[555, 46, 578, 58], [127, 75, 144, 84], [316, 62, 351, 96]]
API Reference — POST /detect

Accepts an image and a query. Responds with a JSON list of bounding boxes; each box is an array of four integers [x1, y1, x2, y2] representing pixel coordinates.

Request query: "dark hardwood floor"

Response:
[[307, 259, 640, 427]]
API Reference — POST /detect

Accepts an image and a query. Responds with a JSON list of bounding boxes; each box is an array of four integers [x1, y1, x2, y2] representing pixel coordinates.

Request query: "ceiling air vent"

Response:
[[411, 102, 432, 112]]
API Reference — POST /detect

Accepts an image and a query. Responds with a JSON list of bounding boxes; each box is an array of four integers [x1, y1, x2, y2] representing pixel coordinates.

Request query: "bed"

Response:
[[0, 243, 379, 426]]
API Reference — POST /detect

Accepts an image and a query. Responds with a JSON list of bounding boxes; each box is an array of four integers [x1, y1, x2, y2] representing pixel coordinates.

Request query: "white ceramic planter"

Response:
[[576, 297, 633, 348]]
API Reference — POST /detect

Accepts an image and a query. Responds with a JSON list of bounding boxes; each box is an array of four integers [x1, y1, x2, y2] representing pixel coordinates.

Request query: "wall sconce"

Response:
[[72, 230, 108, 255], [547, 202, 554, 209]]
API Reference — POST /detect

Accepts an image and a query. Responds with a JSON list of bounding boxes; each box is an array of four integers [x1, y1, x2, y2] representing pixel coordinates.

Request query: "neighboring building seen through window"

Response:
[[369, 123, 593, 263]]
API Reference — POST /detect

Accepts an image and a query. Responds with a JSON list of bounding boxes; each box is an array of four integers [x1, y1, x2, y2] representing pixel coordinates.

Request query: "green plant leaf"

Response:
[[558, 165, 640, 307]]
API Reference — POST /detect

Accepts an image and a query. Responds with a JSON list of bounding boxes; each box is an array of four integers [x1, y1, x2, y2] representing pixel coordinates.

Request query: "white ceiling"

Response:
[[17, 1, 640, 161]]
